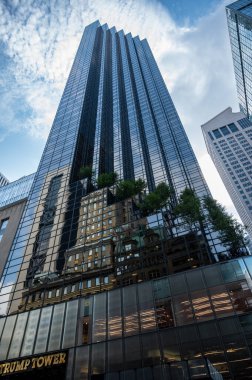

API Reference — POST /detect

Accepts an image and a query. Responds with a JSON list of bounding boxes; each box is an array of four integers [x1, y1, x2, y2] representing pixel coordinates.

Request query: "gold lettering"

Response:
[[23, 359, 30, 370], [36, 357, 44, 368], [44, 355, 53, 367], [0, 352, 66, 376], [59, 353, 66, 364], [15, 361, 24, 371], [9, 362, 16, 373], [53, 354, 59, 365], [3, 363, 10, 374]]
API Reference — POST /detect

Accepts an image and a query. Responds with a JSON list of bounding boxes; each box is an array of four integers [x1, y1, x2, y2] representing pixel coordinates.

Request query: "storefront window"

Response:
[[74, 346, 89, 380], [227, 281, 252, 314], [21, 309, 40, 356], [161, 329, 181, 362], [141, 332, 160, 366], [123, 285, 139, 336], [186, 270, 205, 292], [203, 266, 223, 287], [173, 294, 194, 325], [221, 260, 248, 283], [8, 312, 28, 359], [34, 306, 52, 354], [108, 339, 123, 372], [169, 274, 187, 295], [48, 302, 65, 351], [91, 342, 106, 375], [209, 286, 234, 318], [191, 290, 214, 322], [179, 325, 202, 360], [124, 335, 141, 369], [92, 292, 107, 342], [138, 282, 156, 332], [108, 289, 122, 339], [62, 299, 78, 348]]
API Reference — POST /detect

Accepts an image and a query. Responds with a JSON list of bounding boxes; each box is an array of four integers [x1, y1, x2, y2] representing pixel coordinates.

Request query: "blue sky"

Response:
[[160, 0, 222, 24], [0, 0, 240, 216]]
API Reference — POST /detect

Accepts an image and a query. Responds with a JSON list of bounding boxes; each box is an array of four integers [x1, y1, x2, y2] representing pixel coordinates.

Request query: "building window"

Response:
[[64, 287, 68, 295], [212, 129, 222, 138], [95, 277, 100, 286], [208, 132, 214, 140], [87, 280, 91, 288], [228, 122, 238, 132], [220, 126, 230, 136], [125, 244, 131, 252], [104, 276, 109, 284], [0, 218, 9, 242], [237, 118, 252, 129]]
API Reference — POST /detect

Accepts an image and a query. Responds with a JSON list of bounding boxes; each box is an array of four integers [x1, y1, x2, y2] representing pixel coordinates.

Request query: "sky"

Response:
[[0, 0, 241, 218]]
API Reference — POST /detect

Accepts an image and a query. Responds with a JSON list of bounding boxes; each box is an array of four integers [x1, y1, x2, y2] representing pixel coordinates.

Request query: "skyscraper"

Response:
[[0, 21, 252, 379], [201, 107, 252, 239], [0, 20, 215, 314], [226, 0, 252, 118]]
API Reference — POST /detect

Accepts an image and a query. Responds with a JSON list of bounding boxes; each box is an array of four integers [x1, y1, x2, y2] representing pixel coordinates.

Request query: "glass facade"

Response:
[[0, 173, 35, 208], [1, 259, 252, 378], [0, 172, 9, 187], [0, 21, 249, 379], [226, 0, 252, 118]]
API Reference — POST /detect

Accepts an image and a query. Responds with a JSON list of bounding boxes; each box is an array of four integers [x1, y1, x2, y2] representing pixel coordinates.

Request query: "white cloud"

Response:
[[0, 0, 241, 215]]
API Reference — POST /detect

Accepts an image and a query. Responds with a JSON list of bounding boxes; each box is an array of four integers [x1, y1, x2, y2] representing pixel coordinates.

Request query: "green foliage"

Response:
[[79, 166, 93, 180], [203, 196, 245, 254], [174, 188, 204, 227], [97, 172, 118, 189], [155, 182, 171, 200], [116, 178, 146, 200], [133, 178, 146, 194], [140, 182, 171, 214]]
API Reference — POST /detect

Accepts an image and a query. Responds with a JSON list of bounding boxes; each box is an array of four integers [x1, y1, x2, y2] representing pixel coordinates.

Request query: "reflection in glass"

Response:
[[108, 339, 123, 372], [34, 306, 52, 354], [92, 342, 105, 375], [48, 302, 65, 351], [92, 292, 106, 342], [21, 309, 40, 356], [8, 312, 28, 358], [123, 286, 139, 336], [108, 289, 122, 339], [74, 346, 89, 380]]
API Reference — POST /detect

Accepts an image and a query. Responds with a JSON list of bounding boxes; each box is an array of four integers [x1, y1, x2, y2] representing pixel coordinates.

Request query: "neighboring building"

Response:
[[202, 107, 252, 239], [0, 21, 250, 379], [0, 172, 9, 187], [0, 174, 35, 280], [226, 0, 252, 118]]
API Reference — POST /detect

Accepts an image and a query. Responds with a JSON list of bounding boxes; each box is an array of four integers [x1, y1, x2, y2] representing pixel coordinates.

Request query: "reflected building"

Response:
[[202, 107, 252, 239], [0, 174, 35, 281], [0, 21, 250, 379], [226, 0, 252, 118]]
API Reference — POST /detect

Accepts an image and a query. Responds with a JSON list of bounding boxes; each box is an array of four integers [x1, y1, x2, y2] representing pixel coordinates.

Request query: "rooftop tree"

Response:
[[139, 182, 171, 214], [116, 178, 146, 200], [79, 166, 94, 180], [203, 196, 246, 257], [97, 172, 118, 189]]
